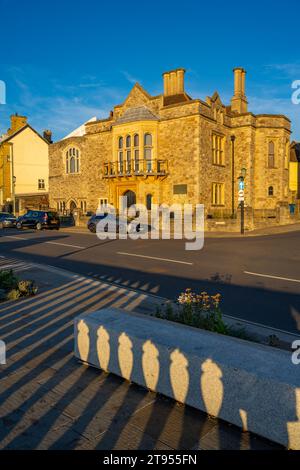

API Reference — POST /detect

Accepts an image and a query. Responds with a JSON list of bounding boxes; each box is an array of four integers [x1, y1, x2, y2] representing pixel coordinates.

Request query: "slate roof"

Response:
[[114, 106, 159, 125]]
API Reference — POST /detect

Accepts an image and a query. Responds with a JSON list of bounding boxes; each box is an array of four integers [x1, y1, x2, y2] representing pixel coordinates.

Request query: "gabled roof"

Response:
[[114, 106, 159, 125], [0, 124, 50, 145]]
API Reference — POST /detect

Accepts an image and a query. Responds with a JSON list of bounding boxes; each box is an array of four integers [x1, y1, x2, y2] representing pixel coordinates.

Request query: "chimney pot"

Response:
[[231, 67, 248, 114], [163, 68, 186, 97], [8, 114, 27, 135], [43, 130, 53, 144]]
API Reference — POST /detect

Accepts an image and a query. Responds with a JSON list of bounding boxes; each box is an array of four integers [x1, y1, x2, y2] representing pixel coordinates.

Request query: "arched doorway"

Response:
[[69, 200, 77, 214], [123, 190, 136, 208]]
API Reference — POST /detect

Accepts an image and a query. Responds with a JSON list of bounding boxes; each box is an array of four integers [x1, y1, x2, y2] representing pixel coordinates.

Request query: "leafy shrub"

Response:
[[18, 280, 38, 296], [0, 269, 38, 303], [156, 288, 229, 335], [0, 270, 19, 291], [6, 289, 21, 301]]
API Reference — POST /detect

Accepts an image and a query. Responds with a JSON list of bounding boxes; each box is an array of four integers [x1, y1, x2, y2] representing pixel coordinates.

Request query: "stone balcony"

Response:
[[103, 159, 168, 179]]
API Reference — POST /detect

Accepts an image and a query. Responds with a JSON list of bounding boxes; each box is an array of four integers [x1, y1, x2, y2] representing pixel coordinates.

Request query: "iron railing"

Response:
[[103, 159, 168, 178]]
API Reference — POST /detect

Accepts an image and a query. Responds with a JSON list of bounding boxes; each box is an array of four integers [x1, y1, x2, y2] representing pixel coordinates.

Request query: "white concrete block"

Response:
[[74, 308, 300, 449]]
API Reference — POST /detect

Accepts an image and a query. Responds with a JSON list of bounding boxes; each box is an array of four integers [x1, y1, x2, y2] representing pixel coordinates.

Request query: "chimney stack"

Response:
[[8, 113, 27, 135], [231, 68, 248, 114], [163, 68, 186, 97], [43, 130, 53, 144]]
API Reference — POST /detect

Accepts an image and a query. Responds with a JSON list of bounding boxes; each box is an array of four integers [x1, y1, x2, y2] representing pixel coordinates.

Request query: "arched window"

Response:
[[144, 133, 152, 146], [126, 135, 131, 148], [146, 194, 152, 211], [144, 133, 153, 172], [268, 186, 274, 197], [70, 156, 76, 173], [268, 141, 275, 168], [118, 137, 123, 149], [134, 134, 139, 172], [66, 148, 80, 174], [126, 135, 131, 173]]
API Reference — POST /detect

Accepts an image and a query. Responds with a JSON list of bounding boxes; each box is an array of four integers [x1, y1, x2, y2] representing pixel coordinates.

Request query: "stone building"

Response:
[[49, 68, 291, 219], [0, 114, 50, 214]]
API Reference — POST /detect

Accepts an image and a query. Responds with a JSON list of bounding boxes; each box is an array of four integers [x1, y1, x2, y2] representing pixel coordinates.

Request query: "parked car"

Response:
[[16, 210, 60, 230], [0, 212, 17, 229], [87, 213, 152, 234]]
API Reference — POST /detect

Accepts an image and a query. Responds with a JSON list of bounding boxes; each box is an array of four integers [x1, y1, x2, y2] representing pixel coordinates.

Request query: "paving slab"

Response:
[[0, 256, 283, 450]]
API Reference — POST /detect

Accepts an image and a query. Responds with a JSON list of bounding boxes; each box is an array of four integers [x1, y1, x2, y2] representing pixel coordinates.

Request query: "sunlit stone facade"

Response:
[[49, 68, 291, 217]]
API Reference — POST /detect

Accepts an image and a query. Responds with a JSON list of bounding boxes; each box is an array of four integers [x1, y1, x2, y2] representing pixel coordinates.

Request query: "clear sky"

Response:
[[0, 0, 300, 141]]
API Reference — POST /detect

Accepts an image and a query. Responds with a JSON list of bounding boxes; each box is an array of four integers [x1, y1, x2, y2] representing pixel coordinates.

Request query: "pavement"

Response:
[[0, 226, 299, 334], [0, 257, 281, 450], [61, 221, 300, 237]]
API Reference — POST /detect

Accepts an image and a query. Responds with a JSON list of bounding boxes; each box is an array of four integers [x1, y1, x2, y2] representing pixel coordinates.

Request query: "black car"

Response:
[[0, 212, 17, 229], [16, 210, 60, 230]]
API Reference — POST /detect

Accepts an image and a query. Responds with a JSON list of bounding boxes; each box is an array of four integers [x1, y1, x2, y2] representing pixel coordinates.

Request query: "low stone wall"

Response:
[[74, 308, 300, 449]]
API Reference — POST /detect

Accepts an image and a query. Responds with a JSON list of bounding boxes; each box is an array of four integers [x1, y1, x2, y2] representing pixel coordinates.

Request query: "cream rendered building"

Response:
[[49, 68, 291, 223], [0, 115, 50, 213]]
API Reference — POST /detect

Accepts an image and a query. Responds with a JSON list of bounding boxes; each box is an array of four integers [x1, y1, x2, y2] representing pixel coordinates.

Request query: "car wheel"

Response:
[[16, 222, 22, 230], [36, 222, 42, 231], [89, 224, 96, 233]]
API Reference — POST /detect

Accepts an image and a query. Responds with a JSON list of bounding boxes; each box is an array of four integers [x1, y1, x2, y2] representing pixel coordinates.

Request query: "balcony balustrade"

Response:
[[103, 159, 168, 178]]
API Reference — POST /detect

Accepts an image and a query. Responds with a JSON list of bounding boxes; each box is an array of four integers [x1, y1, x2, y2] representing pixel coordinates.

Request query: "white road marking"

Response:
[[244, 271, 300, 284], [45, 241, 84, 249], [117, 251, 193, 265], [2, 235, 27, 240], [1, 235, 85, 250]]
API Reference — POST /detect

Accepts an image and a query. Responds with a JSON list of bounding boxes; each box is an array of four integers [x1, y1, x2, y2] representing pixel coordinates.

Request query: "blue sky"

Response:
[[0, 0, 300, 141]]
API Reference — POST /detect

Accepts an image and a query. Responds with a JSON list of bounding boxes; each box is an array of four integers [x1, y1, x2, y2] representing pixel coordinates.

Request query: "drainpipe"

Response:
[[8, 143, 16, 214], [231, 135, 236, 217]]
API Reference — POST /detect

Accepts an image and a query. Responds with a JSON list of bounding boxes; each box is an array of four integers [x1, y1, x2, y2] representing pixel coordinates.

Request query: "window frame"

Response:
[[212, 133, 225, 166], [212, 182, 225, 206], [268, 141, 275, 169], [38, 179, 45, 190], [66, 147, 80, 174]]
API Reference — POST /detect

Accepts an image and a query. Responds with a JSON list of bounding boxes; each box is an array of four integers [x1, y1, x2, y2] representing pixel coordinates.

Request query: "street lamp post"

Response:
[[238, 167, 247, 235], [231, 135, 236, 218]]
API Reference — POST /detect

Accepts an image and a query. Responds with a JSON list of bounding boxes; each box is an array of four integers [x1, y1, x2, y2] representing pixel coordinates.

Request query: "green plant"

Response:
[[0, 269, 38, 303], [157, 288, 231, 336], [0, 270, 19, 291], [18, 280, 38, 296], [6, 289, 21, 301]]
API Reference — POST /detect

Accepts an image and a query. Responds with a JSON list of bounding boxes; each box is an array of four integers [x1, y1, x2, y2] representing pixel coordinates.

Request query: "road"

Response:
[[0, 227, 299, 334]]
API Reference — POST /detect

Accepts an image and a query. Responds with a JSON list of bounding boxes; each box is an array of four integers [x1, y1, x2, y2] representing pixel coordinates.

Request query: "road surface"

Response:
[[0, 227, 299, 334]]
